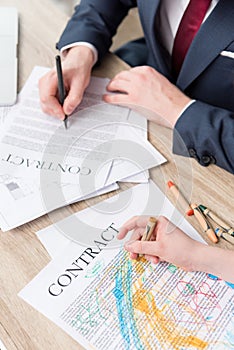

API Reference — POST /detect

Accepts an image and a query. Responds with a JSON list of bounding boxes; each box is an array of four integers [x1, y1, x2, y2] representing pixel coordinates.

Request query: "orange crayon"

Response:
[[191, 204, 218, 244], [167, 181, 194, 216]]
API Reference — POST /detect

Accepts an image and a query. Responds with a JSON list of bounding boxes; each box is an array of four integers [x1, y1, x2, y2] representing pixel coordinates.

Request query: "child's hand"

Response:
[[118, 215, 203, 272]]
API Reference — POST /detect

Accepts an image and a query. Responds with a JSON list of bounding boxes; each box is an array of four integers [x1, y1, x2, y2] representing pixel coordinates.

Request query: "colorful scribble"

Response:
[[168, 264, 178, 274], [85, 259, 105, 278], [63, 250, 234, 349], [113, 256, 208, 350]]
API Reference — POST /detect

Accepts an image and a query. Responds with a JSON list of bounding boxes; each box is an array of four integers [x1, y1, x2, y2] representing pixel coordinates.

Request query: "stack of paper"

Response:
[[0, 66, 166, 231]]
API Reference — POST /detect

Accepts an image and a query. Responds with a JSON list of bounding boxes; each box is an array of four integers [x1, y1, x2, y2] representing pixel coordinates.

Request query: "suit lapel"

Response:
[[177, 0, 234, 90], [139, 0, 171, 77]]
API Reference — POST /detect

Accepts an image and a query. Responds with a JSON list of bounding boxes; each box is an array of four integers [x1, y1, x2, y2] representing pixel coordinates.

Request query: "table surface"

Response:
[[0, 1, 233, 349]]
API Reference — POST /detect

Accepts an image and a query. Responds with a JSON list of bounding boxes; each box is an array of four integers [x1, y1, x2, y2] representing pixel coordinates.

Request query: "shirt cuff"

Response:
[[177, 99, 196, 119], [60, 42, 98, 66]]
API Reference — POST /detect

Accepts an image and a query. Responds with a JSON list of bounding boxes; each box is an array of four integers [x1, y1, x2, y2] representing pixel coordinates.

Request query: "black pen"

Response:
[[55, 55, 68, 129]]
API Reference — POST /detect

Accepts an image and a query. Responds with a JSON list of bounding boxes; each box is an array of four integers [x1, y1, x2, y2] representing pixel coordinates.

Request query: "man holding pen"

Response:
[[39, 0, 234, 174]]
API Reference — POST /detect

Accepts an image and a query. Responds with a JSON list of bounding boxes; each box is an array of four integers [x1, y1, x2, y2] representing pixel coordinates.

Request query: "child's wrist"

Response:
[[191, 243, 211, 273]]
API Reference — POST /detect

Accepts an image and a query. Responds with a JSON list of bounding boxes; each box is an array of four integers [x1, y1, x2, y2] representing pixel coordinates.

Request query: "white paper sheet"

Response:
[[110, 110, 149, 184], [36, 180, 204, 259], [0, 67, 165, 186], [0, 86, 120, 231], [0, 67, 126, 187], [104, 122, 157, 186], [20, 181, 234, 350], [0, 175, 118, 231], [0, 66, 166, 230], [0, 108, 149, 186], [0, 339, 7, 350], [0, 106, 10, 127], [0, 87, 120, 231], [0, 68, 161, 186]]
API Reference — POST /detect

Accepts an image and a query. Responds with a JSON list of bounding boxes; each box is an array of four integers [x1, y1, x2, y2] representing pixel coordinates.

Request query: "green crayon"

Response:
[[199, 205, 234, 237]]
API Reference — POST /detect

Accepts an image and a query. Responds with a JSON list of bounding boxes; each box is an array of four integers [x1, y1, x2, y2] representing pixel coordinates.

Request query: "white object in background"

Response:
[[0, 7, 18, 106], [0, 338, 7, 350]]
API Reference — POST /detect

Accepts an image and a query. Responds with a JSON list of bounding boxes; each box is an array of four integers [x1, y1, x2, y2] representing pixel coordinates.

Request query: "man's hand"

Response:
[[39, 46, 94, 120], [103, 66, 192, 128]]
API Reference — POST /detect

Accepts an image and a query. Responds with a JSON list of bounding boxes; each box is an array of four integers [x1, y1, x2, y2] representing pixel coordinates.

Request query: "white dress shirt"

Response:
[[61, 0, 219, 64], [159, 0, 219, 55]]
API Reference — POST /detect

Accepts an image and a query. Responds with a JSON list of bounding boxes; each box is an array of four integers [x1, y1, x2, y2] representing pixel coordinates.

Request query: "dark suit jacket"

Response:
[[57, 0, 234, 173]]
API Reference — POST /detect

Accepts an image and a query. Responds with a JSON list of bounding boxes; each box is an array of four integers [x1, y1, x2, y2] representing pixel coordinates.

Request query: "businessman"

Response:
[[39, 0, 234, 174]]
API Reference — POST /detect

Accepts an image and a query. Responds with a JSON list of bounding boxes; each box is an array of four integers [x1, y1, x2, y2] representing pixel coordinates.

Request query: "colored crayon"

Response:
[[199, 205, 234, 236], [167, 181, 194, 216], [191, 204, 218, 244]]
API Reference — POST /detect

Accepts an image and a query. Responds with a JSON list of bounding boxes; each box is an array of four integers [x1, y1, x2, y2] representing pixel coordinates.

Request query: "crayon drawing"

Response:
[[62, 249, 234, 349]]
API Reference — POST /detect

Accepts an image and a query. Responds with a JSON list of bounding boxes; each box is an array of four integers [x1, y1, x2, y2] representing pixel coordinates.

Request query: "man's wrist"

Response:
[[60, 42, 98, 66], [62, 45, 95, 68], [177, 99, 196, 119], [170, 96, 193, 127]]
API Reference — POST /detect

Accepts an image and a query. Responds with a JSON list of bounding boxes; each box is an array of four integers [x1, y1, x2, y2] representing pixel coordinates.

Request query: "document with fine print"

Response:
[[0, 66, 166, 231], [20, 181, 234, 350]]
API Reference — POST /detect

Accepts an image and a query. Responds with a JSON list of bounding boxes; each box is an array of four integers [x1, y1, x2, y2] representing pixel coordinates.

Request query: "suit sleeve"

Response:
[[56, 0, 137, 62], [173, 101, 234, 174]]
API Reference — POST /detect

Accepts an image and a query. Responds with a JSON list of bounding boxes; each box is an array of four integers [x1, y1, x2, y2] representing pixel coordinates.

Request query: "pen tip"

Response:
[[64, 115, 68, 129]]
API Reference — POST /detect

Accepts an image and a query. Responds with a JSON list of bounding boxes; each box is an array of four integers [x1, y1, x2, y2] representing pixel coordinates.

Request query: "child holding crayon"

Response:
[[118, 216, 234, 284]]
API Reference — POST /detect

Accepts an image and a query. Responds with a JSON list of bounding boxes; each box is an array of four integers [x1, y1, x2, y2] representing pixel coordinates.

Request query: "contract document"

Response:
[[0, 67, 166, 231], [19, 181, 234, 350], [0, 66, 165, 187], [0, 67, 127, 187]]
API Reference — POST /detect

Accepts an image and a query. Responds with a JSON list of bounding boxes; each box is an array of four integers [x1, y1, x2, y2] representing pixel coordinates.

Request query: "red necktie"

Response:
[[172, 0, 212, 77]]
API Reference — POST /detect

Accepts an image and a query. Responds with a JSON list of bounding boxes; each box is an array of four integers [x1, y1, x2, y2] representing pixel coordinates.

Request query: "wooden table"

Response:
[[0, 1, 233, 349]]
